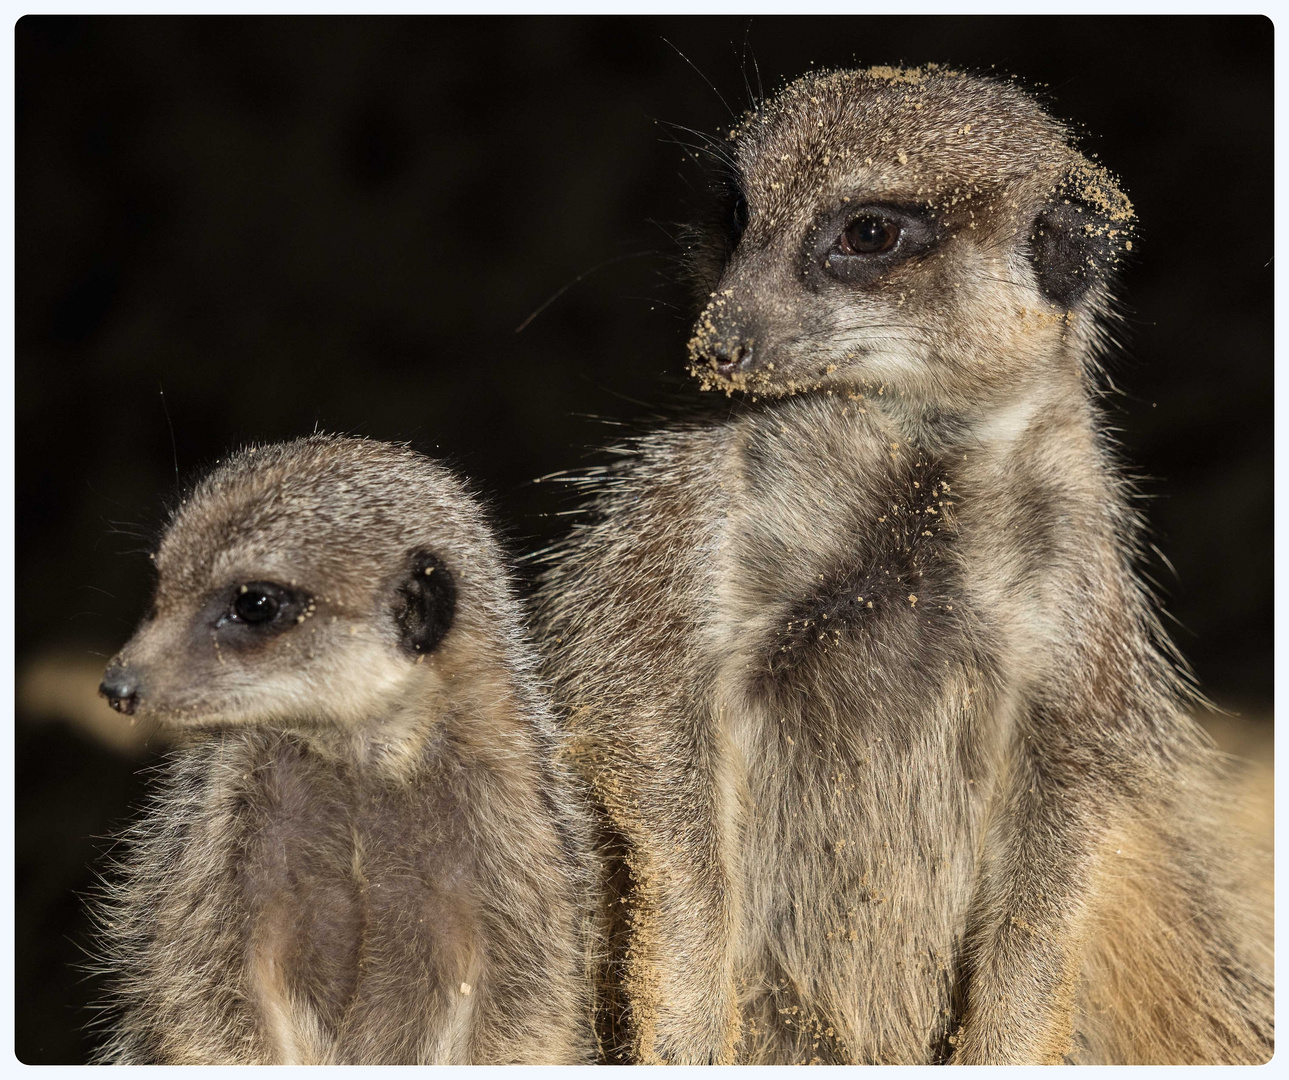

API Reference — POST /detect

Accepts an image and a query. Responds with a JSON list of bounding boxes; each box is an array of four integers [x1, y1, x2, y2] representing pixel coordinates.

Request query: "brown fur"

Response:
[[534, 67, 1272, 1064], [90, 436, 598, 1064]]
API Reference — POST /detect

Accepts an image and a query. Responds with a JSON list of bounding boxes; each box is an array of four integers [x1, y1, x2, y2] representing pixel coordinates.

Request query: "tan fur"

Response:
[[90, 436, 598, 1064], [535, 67, 1272, 1064]]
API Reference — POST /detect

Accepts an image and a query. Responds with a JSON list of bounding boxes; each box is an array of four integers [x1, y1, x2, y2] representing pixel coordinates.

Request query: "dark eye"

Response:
[[212, 581, 309, 638], [234, 586, 279, 624], [820, 205, 938, 286], [841, 216, 900, 255]]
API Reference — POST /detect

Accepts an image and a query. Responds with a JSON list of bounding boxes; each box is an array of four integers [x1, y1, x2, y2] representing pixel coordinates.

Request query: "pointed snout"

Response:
[[100, 661, 142, 716], [689, 287, 760, 377]]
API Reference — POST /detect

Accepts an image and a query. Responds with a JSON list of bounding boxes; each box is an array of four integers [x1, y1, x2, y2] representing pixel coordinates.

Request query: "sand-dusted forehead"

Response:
[[154, 436, 482, 601], [730, 66, 1107, 227]]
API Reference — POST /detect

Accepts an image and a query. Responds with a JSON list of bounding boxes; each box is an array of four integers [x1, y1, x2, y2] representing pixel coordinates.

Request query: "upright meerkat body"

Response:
[[536, 67, 1271, 1064], [93, 436, 597, 1064]]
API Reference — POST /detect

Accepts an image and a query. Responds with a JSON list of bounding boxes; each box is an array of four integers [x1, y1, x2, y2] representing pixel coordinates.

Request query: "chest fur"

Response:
[[233, 744, 478, 1063], [709, 405, 1011, 983], [713, 402, 1001, 755]]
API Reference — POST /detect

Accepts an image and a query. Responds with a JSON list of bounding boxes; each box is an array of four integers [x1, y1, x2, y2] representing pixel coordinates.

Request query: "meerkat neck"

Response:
[[318, 668, 542, 785], [854, 364, 1089, 457], [238, 679, 458, 782]]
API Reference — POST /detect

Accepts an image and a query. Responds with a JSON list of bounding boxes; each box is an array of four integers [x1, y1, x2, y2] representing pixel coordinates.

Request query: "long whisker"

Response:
[[656, 134, 722, 171], [661, 37, 735, 121], [514, 250, 658, 334], [741, 20, 764, 107], [654, 119, 739, 169]]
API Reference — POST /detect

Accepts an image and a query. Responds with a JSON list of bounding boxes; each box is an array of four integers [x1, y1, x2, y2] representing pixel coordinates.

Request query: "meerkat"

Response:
[[91, 435, 598, 1064], [535, 66, 1272, 1065]]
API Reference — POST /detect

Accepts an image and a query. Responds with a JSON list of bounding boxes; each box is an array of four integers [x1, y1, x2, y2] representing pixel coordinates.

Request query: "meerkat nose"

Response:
[[100, 665, 142, 716], [711, 341, 753, 376]]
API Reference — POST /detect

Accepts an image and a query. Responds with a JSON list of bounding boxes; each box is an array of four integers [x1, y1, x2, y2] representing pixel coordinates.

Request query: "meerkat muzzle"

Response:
[[99, 664, 141, 716]]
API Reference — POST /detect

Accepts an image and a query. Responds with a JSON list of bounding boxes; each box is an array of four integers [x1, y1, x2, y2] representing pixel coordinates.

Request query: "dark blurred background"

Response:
[[15, 15, 1272, 1063]]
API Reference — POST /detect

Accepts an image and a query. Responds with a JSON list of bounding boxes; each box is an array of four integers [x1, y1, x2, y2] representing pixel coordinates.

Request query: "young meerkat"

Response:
[[535, 66, 1272, 1065], [92, 435, 598, 1065]]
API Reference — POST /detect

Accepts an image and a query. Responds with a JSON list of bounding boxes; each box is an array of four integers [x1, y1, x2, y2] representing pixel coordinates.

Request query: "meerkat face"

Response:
[[687, 66, 1133, 413], [99, 437, 484, 731]]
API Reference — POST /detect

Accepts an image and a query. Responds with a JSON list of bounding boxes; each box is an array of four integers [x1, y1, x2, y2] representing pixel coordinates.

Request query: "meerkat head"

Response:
[[99, 436, 504, 733], [687, 65, 1133, 415]]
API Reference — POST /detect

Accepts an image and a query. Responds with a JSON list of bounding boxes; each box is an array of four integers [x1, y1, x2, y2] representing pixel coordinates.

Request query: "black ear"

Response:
[[393, 550, 457, 657], [1027, 191, 1128, 309]]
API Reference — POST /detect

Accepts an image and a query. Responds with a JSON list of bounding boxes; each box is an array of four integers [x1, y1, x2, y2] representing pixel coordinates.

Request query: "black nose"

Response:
[[100, 667, 141, 716], [709, 342, 753, 376]]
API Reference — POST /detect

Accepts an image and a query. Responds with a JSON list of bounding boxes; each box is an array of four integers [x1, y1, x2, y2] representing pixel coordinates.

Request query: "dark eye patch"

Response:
[[812, 202, 941, 287], [710, 156, 750, 249], [685, 156, 752, 302], [214, 581, 309, 639], [729, 188, 750, 248]]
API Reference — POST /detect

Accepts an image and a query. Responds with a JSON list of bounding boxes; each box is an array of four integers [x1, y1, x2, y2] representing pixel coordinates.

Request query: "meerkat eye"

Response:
[[234, 586, 280, 624], [213, 581, 309, 637], [840, 216, 901, 255], [819, 205, 938, 285]]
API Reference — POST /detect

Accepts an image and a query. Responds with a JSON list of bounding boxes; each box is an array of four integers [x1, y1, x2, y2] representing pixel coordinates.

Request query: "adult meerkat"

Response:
[[92, 436, 598, 1064], [535, 66, 1272, 1064]]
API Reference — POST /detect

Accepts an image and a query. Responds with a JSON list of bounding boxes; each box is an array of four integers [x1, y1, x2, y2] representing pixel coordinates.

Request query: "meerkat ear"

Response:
[[1027, 170, 1133, 309], [392, 550, 457, 657]]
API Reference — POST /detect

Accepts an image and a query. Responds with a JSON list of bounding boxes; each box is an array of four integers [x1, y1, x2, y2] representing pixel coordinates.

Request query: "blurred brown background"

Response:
[[15, 15, 1272, 1062]]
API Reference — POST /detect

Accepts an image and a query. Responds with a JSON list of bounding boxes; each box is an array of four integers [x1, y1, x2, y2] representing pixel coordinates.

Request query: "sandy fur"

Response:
[[535, 66, 1272, 1065]]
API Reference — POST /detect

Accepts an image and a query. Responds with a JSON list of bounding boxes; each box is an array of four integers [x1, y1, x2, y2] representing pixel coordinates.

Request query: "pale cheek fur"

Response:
[[224, 636, 415, 728], [137, 631, 415, 729]]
